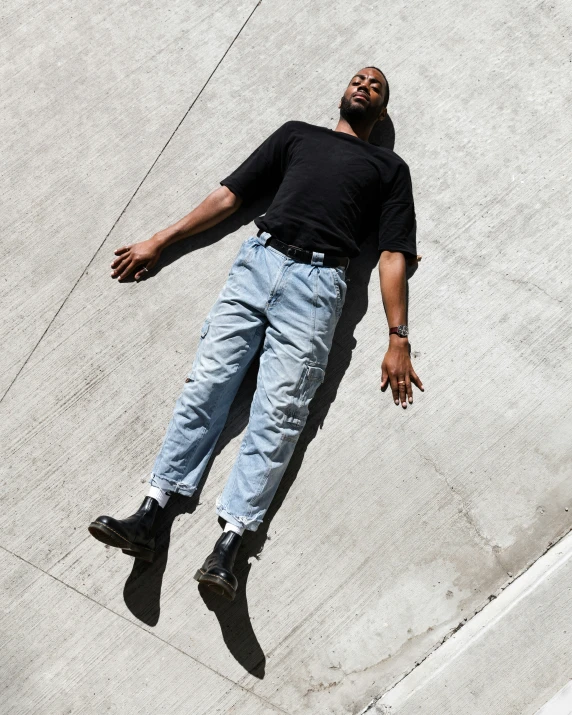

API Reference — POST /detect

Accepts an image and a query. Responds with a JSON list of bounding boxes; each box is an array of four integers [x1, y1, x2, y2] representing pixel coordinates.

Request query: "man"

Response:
[[88, 66, 424, 601]]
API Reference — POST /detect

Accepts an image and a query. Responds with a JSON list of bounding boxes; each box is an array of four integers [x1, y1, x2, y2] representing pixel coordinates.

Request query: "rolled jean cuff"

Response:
[[215, 499, 263, 533], [149, 473, 197, 498]]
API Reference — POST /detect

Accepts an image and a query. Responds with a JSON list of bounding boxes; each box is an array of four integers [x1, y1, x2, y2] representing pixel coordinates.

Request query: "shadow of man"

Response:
[[121, 115, 417, 677]]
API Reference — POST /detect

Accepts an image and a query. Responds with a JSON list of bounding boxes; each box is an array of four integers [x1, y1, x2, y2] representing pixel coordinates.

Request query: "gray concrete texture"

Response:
[[370, 528, 572, 714], [1, 0, 570, 712]]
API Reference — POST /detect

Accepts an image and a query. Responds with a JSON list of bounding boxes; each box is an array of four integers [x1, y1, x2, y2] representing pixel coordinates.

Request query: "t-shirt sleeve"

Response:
[[378, 161, 417, 259], [219, 122, 292, 204]]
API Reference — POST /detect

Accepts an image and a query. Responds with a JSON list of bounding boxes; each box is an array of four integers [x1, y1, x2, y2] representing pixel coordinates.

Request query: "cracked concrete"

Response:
[[413, 447, 511, 577], [1, 0, 571, 713]]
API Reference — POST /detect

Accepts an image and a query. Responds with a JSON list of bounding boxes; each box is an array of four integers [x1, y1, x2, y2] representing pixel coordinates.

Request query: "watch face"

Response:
[[397, 325, 409, 337]]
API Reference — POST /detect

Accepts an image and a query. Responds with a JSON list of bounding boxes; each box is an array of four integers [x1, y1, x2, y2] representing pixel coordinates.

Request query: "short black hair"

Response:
[[364, 66, 390, 107]]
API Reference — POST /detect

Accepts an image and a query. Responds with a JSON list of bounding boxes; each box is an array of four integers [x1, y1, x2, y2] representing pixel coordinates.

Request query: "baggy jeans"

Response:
[[149, 231, 348, 531]]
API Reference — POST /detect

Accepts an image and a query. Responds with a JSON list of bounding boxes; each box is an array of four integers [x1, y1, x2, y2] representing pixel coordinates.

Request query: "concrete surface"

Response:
[[535, 681, 572, 715], [1, 0, 570, 713], [367, 526, 572, 714]]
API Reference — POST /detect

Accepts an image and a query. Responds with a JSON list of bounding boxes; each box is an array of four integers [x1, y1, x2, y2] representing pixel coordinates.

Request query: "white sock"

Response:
[[147, 485, 171, 508], [224, 521, 244, 536]]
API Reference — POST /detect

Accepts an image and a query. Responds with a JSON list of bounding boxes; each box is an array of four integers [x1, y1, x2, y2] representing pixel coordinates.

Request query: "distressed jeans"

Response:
[[150, 231, 348, 531]]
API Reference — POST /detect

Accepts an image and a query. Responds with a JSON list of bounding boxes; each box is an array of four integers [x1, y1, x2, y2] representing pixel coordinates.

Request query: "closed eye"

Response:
[[351, 77, 382, 92]]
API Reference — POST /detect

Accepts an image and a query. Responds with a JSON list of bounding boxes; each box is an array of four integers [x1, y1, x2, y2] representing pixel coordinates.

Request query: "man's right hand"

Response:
[[111, 235, 163, 282], [110, 186, 242, 283]]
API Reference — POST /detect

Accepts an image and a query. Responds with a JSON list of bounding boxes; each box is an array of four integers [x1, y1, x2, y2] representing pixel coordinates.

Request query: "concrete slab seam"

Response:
[[0, 0, 263, 407], [0, 543, 292, 715], [359, 524, 572, 714]]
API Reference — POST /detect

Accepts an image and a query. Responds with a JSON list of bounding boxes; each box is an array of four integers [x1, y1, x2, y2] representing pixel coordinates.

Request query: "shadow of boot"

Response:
[[195, 524, 266, 678], [123, 494, 198, 626]]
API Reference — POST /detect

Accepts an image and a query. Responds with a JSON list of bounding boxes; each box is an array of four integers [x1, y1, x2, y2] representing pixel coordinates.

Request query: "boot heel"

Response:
[[121, 548, 155, 563], [195, 571, 237, 601], [194, 531, 241, 601]]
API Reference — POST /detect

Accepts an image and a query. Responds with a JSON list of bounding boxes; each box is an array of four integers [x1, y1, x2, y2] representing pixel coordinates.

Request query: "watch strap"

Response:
[[389, 325, 409, 337]]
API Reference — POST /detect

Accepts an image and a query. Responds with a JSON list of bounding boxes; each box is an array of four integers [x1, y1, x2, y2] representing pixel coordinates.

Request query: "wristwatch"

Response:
[[389, 325, 409, 338]]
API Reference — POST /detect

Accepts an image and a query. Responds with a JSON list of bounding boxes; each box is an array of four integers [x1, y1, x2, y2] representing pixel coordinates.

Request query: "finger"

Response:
[[410, 368, 424, 391], [134, 264, 151, 281], [135, 252, 161, 281], [111, 255, 130, 278], [117, 260, 135, 281], [111, 253, 130, 271], [114, 245, 131, 256], [389, 374, 399, 405], [381, 363, 389, 391], [111, 252, 130, 269], [406, 376, 413, 405], [398, 377, 407, 408]]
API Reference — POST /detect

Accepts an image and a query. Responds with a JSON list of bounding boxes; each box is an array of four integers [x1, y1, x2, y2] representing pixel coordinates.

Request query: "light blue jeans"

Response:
[[150, 231, 348, 531]]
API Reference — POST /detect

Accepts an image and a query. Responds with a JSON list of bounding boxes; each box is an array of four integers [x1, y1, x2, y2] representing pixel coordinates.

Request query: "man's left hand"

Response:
[[380, 342, 424, 408]]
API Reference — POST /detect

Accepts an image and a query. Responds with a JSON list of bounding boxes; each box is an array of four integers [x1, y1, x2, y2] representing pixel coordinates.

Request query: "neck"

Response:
[[334, 116, 375, 142]]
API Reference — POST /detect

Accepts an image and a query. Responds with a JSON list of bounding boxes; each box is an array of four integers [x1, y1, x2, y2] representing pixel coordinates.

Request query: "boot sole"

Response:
[[88, 522, 155, 563], [194, 568, 236, 601]]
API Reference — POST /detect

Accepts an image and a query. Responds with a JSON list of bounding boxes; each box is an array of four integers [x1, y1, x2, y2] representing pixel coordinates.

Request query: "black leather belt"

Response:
[[257, 230, 349, 269]]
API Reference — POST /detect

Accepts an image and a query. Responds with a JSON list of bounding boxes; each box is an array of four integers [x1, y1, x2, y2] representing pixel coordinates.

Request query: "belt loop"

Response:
[[257, 230, 272, 245], [311, 251, 325, 266]]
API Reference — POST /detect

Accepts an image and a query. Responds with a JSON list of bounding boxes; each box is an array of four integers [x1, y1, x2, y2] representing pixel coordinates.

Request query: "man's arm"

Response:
[[111, 185, 242, 282], [378, 250, 424, 408]]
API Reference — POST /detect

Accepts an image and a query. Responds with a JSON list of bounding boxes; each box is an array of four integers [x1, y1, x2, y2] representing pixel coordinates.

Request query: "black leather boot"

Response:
[[88, 497, 160, 562], [194, 530, 242, 600]]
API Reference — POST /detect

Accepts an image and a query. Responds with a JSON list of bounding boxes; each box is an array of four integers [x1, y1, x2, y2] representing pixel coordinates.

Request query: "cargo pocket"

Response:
[[333, 268, 347, 319], [285, 364, 326, 426], [185, 317, 211, 383]]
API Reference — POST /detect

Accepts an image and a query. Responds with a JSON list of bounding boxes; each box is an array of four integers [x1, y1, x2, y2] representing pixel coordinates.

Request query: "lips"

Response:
[[352, 92, 369, 102]]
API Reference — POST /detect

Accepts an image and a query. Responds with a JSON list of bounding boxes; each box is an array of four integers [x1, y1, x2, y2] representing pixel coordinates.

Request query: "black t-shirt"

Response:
[[220, 120, 417, 259]]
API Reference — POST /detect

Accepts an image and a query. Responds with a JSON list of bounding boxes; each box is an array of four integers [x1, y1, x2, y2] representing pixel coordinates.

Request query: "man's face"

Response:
[[339, 68, 387, 123]]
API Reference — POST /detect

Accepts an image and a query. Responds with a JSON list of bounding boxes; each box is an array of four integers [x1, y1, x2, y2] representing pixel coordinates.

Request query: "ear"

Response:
[[378, 107, 388, 121]]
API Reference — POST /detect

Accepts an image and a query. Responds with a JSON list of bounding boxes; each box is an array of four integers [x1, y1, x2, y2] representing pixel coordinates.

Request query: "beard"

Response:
[[339, 95, 376, 123]]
